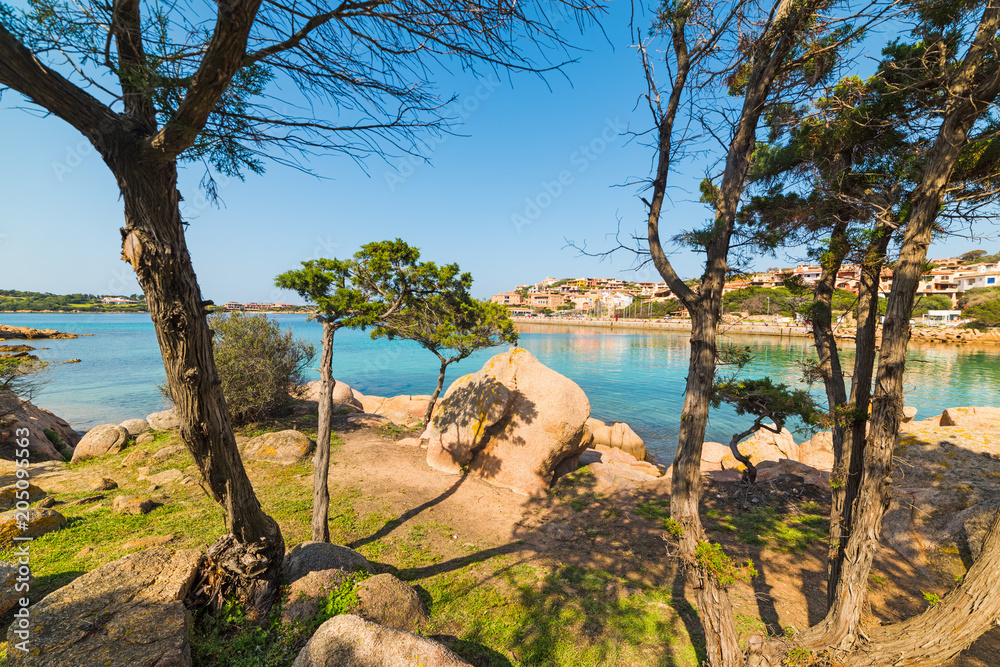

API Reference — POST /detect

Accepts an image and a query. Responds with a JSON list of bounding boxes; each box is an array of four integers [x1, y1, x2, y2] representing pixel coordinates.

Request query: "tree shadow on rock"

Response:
[[430, 377, 540, 484]]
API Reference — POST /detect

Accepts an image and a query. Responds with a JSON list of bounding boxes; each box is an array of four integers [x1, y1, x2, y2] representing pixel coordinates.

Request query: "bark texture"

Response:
[[643, 1, 827, 663], [844, 510, 1000, 666], [312, 322, 337, 542], [2, 0, 284, 615]]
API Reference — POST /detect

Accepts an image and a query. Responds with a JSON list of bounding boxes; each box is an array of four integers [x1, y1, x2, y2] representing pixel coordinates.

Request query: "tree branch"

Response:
[[0, 21, 121, 146], [148, 0, 265, 157], [111, 0, 156, 129]]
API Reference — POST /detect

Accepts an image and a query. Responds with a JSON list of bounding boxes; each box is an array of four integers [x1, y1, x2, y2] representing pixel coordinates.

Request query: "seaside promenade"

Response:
[[511, 316, 1000, 345]]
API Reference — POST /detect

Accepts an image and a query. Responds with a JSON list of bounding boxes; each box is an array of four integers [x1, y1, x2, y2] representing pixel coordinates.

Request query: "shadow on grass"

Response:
[[408, 470, 703, 666], [348, 472, 471, 551]]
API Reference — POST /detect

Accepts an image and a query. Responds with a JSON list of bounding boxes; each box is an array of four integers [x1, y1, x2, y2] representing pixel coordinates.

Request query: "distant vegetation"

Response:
[[0, 290, 147, 312], [959, 287, 1000, 327]]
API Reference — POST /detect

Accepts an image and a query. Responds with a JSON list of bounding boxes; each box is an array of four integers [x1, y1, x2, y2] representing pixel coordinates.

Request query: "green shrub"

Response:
[[0, 356, 47, 418], [958, 286, 1000, 309], [963, 300, 1000, 327], [210, 312, 315, 424], [43, 428, 71, 462]]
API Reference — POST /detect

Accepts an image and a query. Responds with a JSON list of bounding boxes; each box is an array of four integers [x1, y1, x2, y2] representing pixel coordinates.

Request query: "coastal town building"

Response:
[[101, 296, 138, 305], [529, 292, 570, 309], [490, 292, 525, 306], [494, 255, 999, 316], [222, 302, 297, 311]]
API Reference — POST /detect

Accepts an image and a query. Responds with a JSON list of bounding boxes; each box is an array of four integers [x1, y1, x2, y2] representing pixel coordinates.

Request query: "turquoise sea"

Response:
[[4, 313, 1000, 461]]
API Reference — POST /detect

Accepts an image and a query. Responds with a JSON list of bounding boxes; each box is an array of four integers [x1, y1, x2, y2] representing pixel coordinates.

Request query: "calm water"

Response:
[[3, 313, 1000, 461]]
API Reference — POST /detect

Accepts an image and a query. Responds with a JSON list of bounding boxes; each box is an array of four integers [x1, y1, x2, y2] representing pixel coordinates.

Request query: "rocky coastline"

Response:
[[0, 324, 78, 340]]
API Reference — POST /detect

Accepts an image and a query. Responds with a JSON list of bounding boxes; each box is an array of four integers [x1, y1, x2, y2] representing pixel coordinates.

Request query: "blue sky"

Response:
[[1, 2, 995, 303]]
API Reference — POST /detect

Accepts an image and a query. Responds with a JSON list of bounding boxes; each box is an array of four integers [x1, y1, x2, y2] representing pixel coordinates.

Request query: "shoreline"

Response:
[[0, 309, 310, 315], [511, 316, 1000, 346]]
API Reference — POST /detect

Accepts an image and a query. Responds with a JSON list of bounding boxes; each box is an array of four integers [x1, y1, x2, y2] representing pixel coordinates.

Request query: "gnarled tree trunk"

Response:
[[113, 155, 284, 615], [823, 224, 892, 609], [845, 509, 1000, 666]]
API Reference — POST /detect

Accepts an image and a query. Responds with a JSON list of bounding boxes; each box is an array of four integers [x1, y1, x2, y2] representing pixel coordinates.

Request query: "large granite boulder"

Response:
[[425, 378, 511, 475], [241, 430, 314, 465], [282, 542, 374, 624], [359, 394, 387, 415], [332, 381, 363, 409], [798, 431, 835, 471], [119, 418, 151, 436], [0, 508, 65, 548], [355, 573, 428, 633], [146, 409, 182, 431], [285, 542, 374, 582], [298, 380, 363, 411], [1, 561, 31, 615], [719, 426, 798, 471], [375, 395, 432, 427], [359, 394, 431, 427], [939, 406, 1000, 429], [587, 418, 646, 460], [425, 348, 592, 495], [0, 398, 80, 461], [700, 442, 731, 471], [0, 483, 45, 510], [6, 547, 202, 666], [71, 424, 130, 463], [293, 614, 471, 667]]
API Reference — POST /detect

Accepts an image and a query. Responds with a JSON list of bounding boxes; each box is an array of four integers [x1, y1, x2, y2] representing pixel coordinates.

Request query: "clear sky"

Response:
[[1, 2, 996, 303]]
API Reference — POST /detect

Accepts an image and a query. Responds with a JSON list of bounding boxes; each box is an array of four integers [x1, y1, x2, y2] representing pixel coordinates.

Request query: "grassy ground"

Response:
[[0, 419, 709, 667]]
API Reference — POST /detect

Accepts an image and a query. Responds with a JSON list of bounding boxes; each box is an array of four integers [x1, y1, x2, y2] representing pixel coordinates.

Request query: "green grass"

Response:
[[707, 506, 829, 553], [419, 563, 700, 667], [634, 499, 670, 522], [1, 428, 705, 667], [191, 571, 372, 667]]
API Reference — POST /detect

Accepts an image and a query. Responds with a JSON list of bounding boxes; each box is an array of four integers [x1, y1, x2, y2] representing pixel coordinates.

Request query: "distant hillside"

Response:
[[0, 290, 148, 312]]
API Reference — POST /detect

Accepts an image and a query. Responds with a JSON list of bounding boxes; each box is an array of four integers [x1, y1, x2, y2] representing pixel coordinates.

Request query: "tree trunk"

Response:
[[809, 221, 850, 582], [113, 155, 283, 617], [312, 321, 336, 542], [823, 225, 892, 610], [844, 509, 1000, 666], [671, 302, 743, 667], [424, 355, 451, 426], [804, 3, 1000, 647]]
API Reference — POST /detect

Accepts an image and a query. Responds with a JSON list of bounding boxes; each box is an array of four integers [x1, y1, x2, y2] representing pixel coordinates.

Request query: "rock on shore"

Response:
[[0, 398, 80, 461], [424, 348, 592, 495], [0, 324, 77, 340], [6, 547, 202, 666]]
